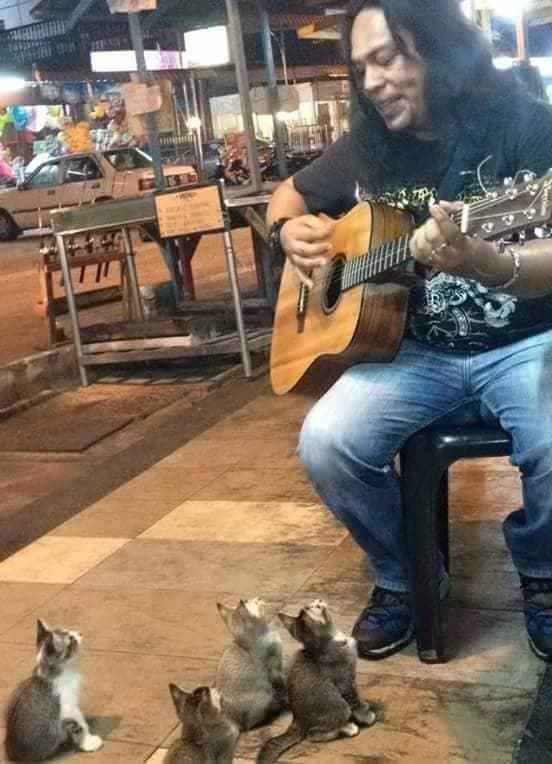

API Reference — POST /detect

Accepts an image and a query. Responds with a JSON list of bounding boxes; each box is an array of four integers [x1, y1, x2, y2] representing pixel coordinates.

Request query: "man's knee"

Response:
[[298, 405, 340, 477], [517, 439, 552, 480]]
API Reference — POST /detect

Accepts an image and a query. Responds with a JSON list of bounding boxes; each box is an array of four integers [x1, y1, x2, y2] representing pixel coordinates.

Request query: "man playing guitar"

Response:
[[267, 0, 552, 662]]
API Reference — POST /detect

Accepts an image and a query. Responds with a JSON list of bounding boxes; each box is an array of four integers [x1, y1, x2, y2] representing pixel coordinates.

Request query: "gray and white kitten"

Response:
[[215, 598, 287, 731], [4, 619, 102, 762], [164, 684, 239, 763], [257, 600, 376, 763]]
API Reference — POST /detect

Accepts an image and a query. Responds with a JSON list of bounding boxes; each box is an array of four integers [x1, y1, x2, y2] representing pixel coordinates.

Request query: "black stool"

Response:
[[400, 425, 512, 663]]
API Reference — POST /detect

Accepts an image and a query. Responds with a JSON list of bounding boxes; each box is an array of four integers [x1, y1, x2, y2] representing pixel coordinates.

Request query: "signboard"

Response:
[[107, 0, 157, 11], [91, 50, 183, 73], [183, 26, 230, 67], [314, 79, 350, 101], [126, 80, 175, 136], [154, 185, 225, 238], [250, 84, 300, 115], [121, 83, 161, 115]]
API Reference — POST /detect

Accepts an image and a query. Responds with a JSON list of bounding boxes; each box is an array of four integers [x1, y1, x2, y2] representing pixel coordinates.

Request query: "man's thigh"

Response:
[[304, 340, 472, 464], [476, 330, 552, 461]]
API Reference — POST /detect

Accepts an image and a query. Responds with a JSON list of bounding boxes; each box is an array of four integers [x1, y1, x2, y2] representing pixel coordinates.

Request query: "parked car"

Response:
[[0, 147, 198, 241]]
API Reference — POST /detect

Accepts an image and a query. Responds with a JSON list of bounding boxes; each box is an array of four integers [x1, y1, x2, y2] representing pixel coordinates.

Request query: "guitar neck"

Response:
[[342, 209, 463, 291]]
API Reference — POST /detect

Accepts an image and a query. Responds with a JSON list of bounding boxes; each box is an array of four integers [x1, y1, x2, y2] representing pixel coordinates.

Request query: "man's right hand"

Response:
[[280, 215, 335, 288]]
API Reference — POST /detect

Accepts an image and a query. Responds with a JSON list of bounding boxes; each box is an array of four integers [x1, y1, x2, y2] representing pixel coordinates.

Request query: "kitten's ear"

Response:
[[168, 683, 189, 713], [217, 602, 235, 631], [36, 619, 50, 646], [278, 612, 298, 639]]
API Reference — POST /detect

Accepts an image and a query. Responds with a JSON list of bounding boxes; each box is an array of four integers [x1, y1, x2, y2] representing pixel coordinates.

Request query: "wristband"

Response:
[[268, 217, 290, 263]]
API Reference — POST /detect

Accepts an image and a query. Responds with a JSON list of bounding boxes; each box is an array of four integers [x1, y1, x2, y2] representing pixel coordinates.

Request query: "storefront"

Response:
[[0, 78, 176, 186]]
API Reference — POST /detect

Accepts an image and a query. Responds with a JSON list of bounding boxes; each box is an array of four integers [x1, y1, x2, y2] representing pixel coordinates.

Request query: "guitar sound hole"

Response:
[[322, 255, 345, 314]]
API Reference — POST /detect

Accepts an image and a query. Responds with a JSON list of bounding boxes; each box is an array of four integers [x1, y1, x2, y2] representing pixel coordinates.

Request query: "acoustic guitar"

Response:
[[270, 174, 552, 395]]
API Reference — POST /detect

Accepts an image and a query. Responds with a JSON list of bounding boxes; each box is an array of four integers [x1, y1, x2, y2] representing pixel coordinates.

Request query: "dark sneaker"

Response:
[[352, 587, 414, 660], [520, 575, 552, 662]]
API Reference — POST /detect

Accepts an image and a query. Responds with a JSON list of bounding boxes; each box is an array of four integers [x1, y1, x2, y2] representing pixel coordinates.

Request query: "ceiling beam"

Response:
[[66, 0, 98, 32]]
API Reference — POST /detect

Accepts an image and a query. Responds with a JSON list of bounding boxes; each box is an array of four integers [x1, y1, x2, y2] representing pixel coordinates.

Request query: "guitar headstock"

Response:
[[464, 172, 552, 241]]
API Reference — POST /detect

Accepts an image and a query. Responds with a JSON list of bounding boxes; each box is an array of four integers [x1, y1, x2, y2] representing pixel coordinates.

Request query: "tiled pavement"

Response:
[[0, 377, 544, 762]]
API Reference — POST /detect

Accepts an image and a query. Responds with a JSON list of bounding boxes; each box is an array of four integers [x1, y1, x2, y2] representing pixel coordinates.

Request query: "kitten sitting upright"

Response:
[[215, 598, 287, 731], [165, 685, 239, 763], [257, 600, 376, 763], [4, 619, 102, 762]]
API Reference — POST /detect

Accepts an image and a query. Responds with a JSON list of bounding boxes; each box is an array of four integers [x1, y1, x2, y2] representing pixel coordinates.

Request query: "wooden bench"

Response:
[[35, 233, 134, 346]]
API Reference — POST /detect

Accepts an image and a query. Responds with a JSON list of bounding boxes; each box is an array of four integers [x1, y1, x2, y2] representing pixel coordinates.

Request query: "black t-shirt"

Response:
[[293, 94, 552, 353]]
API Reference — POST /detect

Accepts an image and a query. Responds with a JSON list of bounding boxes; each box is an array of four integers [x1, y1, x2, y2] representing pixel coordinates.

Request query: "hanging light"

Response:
[[186, 116, 202, 130], [460, 1, 475, 20], [0, 76, 25, 94], [493, 0, 528, 20]]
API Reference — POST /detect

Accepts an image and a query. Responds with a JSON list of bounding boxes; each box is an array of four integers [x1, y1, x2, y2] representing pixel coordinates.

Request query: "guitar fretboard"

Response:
[[341, 211, 463, 291]]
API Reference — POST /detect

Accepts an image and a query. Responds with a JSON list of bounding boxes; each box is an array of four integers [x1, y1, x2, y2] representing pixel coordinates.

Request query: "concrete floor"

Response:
[[0, 371, 543, 763]]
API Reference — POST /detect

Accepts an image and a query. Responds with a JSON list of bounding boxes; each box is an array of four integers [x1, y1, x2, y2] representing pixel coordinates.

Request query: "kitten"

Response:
[[4, 619, 102, 762], [215, 598, 287, 731], [257, 600, 376, 763], [164, 685, 239, 763]]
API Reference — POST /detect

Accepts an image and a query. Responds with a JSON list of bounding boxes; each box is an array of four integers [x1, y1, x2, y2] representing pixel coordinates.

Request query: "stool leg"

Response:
[[437, 470, 450, 573], [401, 437, 447, 663]]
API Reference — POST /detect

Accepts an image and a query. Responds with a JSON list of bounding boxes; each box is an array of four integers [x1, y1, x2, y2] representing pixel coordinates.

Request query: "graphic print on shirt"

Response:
[[353, 174, 528, 351]]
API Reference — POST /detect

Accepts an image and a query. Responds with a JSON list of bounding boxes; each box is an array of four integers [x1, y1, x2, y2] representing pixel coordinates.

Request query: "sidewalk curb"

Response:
[[0, 345, 78, 416]]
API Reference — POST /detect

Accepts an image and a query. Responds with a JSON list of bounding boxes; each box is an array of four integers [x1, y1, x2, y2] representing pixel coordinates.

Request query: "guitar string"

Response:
[[305, 181, 549, 292]]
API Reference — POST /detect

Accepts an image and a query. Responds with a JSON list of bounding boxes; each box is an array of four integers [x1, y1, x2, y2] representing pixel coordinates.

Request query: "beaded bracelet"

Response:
[[486, 246, 522, 292]]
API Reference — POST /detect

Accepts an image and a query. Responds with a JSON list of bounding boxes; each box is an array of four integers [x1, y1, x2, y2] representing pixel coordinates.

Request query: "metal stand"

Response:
[[56, 225, 143, 386], [222, 212, 252, 378], [50, 194, 271, 386], [121, 227, 145, 321], [56, 232, 88, 386]]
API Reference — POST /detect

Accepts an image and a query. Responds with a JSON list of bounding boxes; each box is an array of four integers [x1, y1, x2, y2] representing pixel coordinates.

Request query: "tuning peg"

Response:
[[535, 226, 552, 239], [503, 177, 513, 188], [522, 171, 537, 183]]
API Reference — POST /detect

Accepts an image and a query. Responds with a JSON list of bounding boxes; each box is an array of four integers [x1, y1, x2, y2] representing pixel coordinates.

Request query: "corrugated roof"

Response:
[[31, 0, 342, 27]]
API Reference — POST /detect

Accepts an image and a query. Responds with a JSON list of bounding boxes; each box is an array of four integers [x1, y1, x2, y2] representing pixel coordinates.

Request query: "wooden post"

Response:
[[515, 10, 529, 61], [225, 0, 263, 192]]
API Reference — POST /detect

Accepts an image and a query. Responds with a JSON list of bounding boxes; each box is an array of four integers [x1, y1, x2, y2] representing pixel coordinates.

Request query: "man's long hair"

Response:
[[344, 0, 506, 192]]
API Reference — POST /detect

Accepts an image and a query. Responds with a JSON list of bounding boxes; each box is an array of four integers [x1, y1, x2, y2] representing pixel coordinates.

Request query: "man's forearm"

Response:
[[464, 239, 552, 298], [266, 178, 309, 225]]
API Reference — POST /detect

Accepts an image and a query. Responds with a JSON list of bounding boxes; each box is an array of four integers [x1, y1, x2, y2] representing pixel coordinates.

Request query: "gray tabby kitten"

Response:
[[164, 685, 239, 763], [4, 619, 102, 762], [215, 598, 287, 731], [257, 600, 376, 763]]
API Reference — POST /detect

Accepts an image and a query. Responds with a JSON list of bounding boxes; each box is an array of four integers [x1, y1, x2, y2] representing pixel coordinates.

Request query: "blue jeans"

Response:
[[299, 329, 552, 593]]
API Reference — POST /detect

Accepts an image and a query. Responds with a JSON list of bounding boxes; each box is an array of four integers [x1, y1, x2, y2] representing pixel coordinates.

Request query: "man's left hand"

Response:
[[410, 201, 496, 274]]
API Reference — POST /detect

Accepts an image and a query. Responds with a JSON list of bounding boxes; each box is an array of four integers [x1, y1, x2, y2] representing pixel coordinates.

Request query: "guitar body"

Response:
[[270, 202, 414, 395], [270, 172, 552, 395]]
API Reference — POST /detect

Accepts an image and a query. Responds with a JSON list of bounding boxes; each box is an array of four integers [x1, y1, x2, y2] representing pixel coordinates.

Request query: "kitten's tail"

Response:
[[256, 720, 303, 763]]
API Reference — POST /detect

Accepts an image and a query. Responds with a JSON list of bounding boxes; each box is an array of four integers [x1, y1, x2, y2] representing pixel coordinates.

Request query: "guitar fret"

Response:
[[344, 232, 413, 291]]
